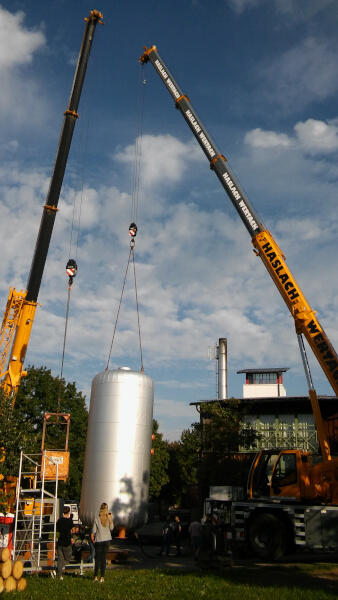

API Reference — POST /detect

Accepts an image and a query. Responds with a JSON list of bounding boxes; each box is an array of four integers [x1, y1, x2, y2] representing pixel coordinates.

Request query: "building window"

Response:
[[247, 372, 278, 384]]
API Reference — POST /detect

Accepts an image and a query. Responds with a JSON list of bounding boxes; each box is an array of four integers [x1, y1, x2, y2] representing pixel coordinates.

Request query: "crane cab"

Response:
[[248, 449, 310, 501]]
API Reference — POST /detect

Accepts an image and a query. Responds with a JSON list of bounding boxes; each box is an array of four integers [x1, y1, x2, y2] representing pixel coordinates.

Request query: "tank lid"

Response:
[[119, 366, 131, 371]]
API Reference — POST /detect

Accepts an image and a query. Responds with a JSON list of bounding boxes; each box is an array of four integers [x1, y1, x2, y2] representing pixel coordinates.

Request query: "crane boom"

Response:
[[0, 10, 103, 397], [140, 45, 338, 398]]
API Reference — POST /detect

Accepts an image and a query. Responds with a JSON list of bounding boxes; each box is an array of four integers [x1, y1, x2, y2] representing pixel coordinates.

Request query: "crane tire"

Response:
[[248, 513, 287, 560]]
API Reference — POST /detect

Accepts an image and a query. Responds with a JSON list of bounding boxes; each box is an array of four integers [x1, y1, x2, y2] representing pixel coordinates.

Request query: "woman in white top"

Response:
[[91, 502, 113, 582]]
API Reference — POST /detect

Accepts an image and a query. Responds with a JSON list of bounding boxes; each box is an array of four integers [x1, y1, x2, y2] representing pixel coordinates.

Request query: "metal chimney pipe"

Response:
[[218, 338, 228, 399]]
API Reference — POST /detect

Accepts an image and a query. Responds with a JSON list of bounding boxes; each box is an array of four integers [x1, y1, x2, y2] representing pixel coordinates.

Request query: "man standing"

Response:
[[189, 519, 203, 561], [56, 505, 74, 579], [172, 515, 182, 556]]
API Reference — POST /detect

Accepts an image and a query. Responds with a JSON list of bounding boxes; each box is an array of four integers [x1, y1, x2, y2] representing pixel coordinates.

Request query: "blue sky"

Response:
[[1, 0, 338, 440]]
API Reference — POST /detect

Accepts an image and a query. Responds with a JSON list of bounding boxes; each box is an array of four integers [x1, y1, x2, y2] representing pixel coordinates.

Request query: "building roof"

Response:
[[190, 395, 337, 406], [236, 367, 289, 374], [190, 396, 338, 419]]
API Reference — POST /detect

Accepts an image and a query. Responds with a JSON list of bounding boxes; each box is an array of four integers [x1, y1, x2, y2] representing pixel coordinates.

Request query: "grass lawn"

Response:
[[13, 563, 338, 600]]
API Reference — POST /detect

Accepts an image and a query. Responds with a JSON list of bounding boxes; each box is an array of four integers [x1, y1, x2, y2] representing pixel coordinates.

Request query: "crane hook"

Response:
[[129, 222, 138, 238], [129, 223, 137, 247], [66, 259, 78, 286]]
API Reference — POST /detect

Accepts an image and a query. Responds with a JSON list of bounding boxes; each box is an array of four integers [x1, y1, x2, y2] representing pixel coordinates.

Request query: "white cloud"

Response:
[[115, 134, 202, 188], [244, 128, 292, 149], [157, 379, 208, 389], [2, 126, 338, 440], [0, 6, 45, 70], [245, 119, 338, 155], [260, 38, 338, 110], [294, 119, 338, 153], [226, 0, 260, 13], [274, 0, 335, 20], [154, 397, 198, 441], [0, 6, 46, 129]]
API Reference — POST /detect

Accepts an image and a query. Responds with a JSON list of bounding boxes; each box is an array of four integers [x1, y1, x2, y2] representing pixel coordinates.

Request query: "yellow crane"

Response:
[[0, 10, 103, 402], [140, 45, 338, 558]]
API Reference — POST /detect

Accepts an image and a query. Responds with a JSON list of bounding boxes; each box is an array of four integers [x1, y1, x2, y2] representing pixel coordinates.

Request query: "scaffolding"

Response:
[[12, 451, 60, 571], [240, 421, 318, 453]]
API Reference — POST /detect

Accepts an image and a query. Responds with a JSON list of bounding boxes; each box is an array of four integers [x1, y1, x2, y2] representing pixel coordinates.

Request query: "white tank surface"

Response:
[[79, 367, 154, 530]]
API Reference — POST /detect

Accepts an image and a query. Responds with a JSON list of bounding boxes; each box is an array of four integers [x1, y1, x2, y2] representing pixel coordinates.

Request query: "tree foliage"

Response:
[[165, 425, 201, 505], [0, 366, 88, 504], [198, 401, 257, 491], [201, 401, 257, 454], [160, 402, 258, 506], [0, 387, 26, 512], [149, 419, 170, 500], [147, 402, 257, 508]]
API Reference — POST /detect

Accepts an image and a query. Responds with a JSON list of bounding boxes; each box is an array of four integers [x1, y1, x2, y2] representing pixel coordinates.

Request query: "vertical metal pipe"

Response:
[[218, 338, 228, 400], [53, 463, 59, 562]]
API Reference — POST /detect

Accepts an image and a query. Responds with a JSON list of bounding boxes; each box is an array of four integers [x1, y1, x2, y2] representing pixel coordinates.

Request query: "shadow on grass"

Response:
[[159, 562, 338, 596]]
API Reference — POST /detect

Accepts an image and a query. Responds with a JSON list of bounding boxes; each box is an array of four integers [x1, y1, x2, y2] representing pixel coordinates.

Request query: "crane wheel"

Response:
[[248, 513, 287, 560]]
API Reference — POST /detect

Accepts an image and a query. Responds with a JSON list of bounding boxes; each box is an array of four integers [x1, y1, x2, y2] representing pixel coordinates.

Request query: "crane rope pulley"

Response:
[[106, 224, 144, 374]]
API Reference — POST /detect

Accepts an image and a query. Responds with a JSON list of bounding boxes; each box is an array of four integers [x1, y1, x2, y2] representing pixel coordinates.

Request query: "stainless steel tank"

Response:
[[79, 367, 154, 530]]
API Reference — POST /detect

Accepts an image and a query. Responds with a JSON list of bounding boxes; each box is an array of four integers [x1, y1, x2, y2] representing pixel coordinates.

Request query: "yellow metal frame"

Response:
[[253, 230, 338, 398], [0, 287, 37, 400]]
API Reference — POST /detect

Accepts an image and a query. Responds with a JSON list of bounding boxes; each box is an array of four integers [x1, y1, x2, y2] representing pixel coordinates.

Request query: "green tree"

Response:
[[199, 401, 257, 491], [167, 424, 201, 505], [0, 387, 26, 512], [164, 403, 258, 507], [149, 420, 170, 500], [201, 401, 257, 454], [12, 366, 88, 500]]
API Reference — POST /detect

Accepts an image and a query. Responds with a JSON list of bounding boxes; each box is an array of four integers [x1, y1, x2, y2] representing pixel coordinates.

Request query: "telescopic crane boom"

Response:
[[0, 10, 103, 399], [140, 45, 338, 464], [140, 45, 338, 398]]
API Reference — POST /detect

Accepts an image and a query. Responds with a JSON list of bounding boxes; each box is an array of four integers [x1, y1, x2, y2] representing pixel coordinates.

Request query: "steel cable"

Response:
[[106, 244, 133, 370], [57, 283, 72, 413]]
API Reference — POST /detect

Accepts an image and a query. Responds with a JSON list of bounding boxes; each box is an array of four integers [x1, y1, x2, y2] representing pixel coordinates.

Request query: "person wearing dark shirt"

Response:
[[56, 505, 74, 579], [171, 515, 182, 556]]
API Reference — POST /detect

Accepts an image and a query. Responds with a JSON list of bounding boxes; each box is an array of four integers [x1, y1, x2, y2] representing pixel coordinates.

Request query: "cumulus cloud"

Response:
[[2, 128, 338, 438], [115, 134, 202, 188], [154, 397, 198, 441], [260, 38, 338, 110], [294, 119, 338, 153], [0, 6, 45, 70], [244, 128, 292, 149], [0, 6, 47, 131], [245, 119, 338, 155]]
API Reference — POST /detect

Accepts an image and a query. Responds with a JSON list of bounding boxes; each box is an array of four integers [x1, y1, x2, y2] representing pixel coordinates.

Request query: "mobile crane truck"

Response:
[[0, 10, 102, 510], [140, 46, 338, 558]]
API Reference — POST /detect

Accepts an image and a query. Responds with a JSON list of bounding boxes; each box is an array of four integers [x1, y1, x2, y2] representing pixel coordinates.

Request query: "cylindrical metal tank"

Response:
[[79, 367, 154, 530]]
